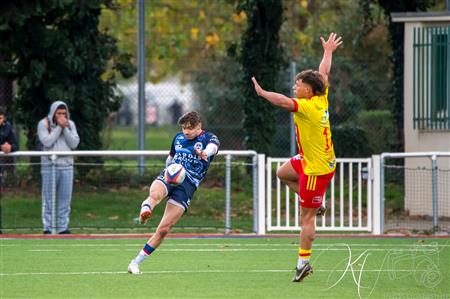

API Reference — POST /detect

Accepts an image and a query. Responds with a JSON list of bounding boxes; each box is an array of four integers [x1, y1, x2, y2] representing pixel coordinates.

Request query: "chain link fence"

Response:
[[0, 153, 255, 234], [383, 155, 450, 234], [114, 55, 394, 157]]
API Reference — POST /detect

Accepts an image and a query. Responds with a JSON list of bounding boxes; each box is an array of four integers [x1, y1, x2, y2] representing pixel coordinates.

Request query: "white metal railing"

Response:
[[266, 157, 373, 232], [1, 150, 263, 234]]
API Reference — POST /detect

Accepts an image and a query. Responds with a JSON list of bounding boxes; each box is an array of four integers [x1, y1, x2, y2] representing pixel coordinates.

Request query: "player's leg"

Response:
[[129, 180, 194, 274], [139, 179, 168, 224], [128, 202, 184, 274], [148, 202, 184, 248], [276, 159, 299, 194], [293, 206, 316, 282], [293, 168, 334, 282]]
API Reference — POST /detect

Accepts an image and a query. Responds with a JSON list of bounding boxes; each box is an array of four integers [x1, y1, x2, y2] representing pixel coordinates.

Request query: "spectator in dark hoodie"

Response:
[[38, 101, 79, 234], [0, 107, 18, 154], [0, 107, 18, 233]]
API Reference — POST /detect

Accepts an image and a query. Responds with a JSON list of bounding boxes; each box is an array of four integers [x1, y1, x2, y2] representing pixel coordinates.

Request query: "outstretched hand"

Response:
[[320, 32, 343, 52], [252, 77, 265, 97]]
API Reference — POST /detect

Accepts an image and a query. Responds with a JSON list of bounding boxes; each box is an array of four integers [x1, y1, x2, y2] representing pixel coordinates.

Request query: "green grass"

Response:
[[1, 182, 254, 233], [1, 237, 448, 298], [19, 125, 178, 150], [104, 125, 179, 150]]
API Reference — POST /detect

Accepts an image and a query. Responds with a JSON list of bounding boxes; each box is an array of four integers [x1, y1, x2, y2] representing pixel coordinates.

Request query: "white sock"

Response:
[[297, 257, 310, 269], [132, 243, 155, 264], [297, 248, 311, 269], [133, 250, 149, 264]]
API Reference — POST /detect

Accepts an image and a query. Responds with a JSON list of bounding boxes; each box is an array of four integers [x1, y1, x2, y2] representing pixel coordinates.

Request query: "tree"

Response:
[[100, 0, 247, 82], [0, 0, 134, 151], [238, 0, 284, 154]]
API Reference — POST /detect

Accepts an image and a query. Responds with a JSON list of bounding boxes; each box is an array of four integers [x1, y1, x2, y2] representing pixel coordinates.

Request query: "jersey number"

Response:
[[323, 128, 330, 151], [295, 124, 303, 154]]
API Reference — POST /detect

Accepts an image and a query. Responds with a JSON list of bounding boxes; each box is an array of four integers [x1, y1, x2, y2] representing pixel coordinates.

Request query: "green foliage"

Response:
[[99, 0, 247, 82], [193, 55, 245, 149], [332, 124, 370, 158], [0, 0, 134, 151], [238, 0, 284, 154], [356, 109, 395, 154]]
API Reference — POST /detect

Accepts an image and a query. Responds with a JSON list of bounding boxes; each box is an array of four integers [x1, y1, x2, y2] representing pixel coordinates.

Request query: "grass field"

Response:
[[1, 237, 449, 299], [19, 125, 178, 151], [2, 174, 254, 233]]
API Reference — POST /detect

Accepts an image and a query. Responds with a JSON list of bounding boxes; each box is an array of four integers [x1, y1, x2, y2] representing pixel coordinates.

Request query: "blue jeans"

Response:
[[41, 165, 74, 232]]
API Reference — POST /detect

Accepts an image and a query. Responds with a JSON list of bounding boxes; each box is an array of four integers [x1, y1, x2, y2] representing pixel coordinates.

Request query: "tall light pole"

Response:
[[137, 0, 145, 175]]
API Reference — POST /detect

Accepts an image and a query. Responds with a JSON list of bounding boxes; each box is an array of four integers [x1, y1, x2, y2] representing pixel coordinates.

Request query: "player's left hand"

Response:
[[320, 32, 343, 52], [194, 148, 208, 161]]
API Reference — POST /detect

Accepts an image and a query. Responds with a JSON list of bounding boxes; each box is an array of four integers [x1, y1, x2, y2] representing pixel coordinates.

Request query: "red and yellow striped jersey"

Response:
[[291, 87, 336, 175]]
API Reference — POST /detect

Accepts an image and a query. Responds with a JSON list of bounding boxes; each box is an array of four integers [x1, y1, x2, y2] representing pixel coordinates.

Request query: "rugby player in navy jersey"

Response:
[[128, 111, 220, 274]]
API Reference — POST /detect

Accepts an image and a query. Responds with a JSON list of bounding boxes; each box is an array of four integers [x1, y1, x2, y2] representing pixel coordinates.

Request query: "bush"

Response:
[[356, 109, 395, 154], [333, 124, 370, 158]]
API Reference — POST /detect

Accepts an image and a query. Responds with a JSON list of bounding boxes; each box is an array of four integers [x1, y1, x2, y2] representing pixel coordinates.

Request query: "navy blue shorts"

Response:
[[157, 173, 197, 211]]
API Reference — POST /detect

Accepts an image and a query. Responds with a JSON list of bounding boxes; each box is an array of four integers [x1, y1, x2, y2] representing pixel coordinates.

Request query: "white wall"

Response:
[[403, 20, 450, 216]]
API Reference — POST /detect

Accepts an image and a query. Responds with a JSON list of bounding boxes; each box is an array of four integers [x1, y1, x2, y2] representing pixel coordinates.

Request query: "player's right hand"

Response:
[[252, 77, 264, 96]]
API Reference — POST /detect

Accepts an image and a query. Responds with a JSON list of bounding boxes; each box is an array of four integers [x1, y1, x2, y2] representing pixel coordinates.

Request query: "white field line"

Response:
[[25, 248, 444, 252], [2, 243, 449, 247], [0, 269, 438, 277]]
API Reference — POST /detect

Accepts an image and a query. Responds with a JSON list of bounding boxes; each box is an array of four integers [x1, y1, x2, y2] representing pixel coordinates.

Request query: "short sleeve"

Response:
[[290, 98, 298, 112], [207, 132, 220, 147]]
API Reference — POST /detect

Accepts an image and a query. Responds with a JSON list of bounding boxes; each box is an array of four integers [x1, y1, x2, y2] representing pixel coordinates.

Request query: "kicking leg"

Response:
[[128, 202, 184, 274], [147, 202, 184, 248], [139, 180, 168, 224]]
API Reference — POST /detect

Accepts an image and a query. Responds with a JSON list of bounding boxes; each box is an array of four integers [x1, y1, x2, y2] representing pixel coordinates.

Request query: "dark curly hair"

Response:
[[178, 111, 202, 128], [295, 69, 326, 96]]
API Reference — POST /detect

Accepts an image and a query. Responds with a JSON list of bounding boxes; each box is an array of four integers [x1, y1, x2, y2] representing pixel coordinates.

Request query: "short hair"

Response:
[[56, 104, 67, 110], [295, 70, 326, 96], [0, 107, 5, 116], [178, 111, 202, 128]]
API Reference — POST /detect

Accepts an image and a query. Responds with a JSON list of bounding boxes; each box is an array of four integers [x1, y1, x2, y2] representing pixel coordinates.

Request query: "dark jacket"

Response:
[[0, 121, 18, 152]]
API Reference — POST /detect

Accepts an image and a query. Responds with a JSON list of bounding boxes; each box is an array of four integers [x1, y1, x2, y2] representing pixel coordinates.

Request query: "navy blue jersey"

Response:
[[169, 131, 219, 187]]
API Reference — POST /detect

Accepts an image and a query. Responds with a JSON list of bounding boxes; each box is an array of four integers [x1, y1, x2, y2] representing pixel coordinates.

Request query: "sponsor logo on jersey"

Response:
[[194, 142, 203, 151], [322, 110, 329, 123], [312, 196, 322, 204], [329, 159, 336, 168], [210, 135, 219, 144]]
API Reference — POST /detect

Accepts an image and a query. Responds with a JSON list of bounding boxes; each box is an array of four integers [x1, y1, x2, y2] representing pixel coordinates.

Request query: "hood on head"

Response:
[[48, 101, 69, 125]]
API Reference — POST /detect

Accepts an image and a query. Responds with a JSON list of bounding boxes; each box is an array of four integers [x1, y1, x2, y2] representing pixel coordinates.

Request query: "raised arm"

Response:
[[252, 77, 295, 111], [318, 32, 343, 86]]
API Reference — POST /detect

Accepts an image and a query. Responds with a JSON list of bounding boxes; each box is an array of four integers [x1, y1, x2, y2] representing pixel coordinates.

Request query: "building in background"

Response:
[[116, 76, 196, 126], [392, 11, 450, 217]]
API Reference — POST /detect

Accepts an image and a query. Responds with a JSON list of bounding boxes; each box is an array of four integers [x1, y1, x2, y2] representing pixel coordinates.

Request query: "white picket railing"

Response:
[[265, 157, 373, 232]]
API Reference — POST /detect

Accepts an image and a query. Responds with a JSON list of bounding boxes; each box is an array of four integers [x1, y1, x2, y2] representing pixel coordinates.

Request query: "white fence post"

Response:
[[257, 154, 266, 235], [372, 155, 382, 235]]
